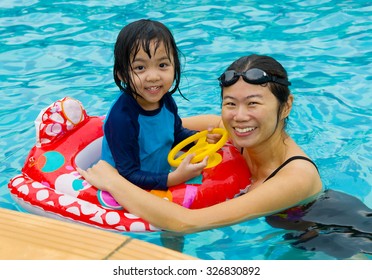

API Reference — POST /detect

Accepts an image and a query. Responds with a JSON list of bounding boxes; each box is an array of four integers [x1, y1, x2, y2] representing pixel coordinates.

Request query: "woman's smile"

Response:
[[233, 126, 257, 136]]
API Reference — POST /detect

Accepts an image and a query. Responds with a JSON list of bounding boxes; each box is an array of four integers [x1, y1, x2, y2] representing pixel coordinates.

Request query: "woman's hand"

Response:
[[77, 160, 118, 191], [206, 126, 223, 144]]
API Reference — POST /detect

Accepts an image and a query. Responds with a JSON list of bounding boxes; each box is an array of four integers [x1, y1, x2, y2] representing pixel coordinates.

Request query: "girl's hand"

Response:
[[167, 153, 208, 186], [77, 160, 118, 191]]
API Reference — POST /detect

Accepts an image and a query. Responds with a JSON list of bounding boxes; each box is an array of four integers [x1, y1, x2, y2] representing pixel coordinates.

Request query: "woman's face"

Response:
[[221, 78, 284, 149]]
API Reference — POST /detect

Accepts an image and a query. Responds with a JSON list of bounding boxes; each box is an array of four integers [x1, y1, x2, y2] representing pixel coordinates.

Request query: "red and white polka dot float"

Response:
[[8, 97, 251, 232]]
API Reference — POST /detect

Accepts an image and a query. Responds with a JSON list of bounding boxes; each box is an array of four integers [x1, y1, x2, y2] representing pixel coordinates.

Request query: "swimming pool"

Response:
[[1, 0, 371, 260]]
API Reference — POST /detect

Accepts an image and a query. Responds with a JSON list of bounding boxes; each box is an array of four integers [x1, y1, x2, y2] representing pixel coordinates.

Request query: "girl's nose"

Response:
[[146, 69, 160, 82]]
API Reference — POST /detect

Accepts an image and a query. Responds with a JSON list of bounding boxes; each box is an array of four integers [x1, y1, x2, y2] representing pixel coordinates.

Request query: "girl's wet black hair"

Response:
[[113, 19, 182, 98], [221, 54, 292, 128]]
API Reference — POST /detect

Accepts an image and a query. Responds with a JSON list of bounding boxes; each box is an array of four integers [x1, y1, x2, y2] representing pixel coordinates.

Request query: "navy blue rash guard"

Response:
[[101, 91, 196, 190]]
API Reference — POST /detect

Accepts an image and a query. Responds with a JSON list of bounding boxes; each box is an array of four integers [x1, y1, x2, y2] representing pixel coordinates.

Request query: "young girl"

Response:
[[102, 19, 206, 191]]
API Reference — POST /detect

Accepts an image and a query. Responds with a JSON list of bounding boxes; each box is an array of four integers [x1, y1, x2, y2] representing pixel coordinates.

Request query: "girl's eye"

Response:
[[159, 63, 168, 68], [135, 65, 144, 71]]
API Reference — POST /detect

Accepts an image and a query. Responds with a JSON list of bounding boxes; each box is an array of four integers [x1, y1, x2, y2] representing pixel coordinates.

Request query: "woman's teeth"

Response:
[[235, 127, 255, 133]]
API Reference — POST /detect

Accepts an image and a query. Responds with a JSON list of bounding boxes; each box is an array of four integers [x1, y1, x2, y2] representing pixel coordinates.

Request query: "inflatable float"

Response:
[[8, 97, 251, 232]]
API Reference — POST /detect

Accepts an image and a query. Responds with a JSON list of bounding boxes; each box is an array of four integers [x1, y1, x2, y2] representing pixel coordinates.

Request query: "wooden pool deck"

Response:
[[0, 208, 196, 260]]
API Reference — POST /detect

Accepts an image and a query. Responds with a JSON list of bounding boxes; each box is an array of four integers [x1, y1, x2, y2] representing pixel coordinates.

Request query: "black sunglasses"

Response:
[[218, 68, 291, 87]]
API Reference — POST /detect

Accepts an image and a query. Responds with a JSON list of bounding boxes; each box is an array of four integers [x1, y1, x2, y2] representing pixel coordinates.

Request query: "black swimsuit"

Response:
[[263, 156, 319, 182], [263, 156, 372, 259], [264, 156, 319, 222]]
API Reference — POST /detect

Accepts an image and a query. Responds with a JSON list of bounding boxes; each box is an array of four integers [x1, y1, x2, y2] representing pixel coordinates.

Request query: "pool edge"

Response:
[[0, 208, 197, 260]]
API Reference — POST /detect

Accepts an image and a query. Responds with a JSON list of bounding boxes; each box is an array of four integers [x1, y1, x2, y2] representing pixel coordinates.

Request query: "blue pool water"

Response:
[[1, 0, 371, 260]]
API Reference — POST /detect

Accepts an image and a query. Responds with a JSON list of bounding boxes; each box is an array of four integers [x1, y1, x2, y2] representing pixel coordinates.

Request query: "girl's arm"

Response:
[[78, 157, 321, 233]]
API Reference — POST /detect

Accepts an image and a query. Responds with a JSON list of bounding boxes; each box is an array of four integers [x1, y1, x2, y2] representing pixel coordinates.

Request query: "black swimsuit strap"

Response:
[[263, 156, 319, 183]]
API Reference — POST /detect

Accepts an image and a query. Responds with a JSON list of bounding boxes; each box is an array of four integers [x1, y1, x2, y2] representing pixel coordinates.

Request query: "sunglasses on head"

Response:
[[218, 68, 291, 87]]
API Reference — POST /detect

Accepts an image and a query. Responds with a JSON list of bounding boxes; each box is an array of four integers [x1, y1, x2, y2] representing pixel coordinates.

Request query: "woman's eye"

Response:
[[223, 102, 236, 107]]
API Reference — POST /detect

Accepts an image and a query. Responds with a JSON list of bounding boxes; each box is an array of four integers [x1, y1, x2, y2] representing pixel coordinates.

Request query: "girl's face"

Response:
[[129, 40, 175, 110], [221, 78, 289, 149]]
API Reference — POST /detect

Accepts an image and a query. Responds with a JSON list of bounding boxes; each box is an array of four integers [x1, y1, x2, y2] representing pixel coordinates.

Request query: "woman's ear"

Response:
[[281, 94, 294, 119]]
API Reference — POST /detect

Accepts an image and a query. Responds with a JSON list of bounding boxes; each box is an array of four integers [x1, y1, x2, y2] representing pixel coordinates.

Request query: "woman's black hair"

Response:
[[113, 19, 182, 97], [221, 54, 292, 128]]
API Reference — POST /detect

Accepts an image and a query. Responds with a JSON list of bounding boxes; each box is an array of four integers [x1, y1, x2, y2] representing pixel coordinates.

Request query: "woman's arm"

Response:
[[181, 114, 223, 131], [182, 114, 227, 144], [78, 157, 322, 233]]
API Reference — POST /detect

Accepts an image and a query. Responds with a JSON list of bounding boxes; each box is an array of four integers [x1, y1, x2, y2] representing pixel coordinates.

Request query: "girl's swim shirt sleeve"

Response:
[[164, 94, 197, 145]]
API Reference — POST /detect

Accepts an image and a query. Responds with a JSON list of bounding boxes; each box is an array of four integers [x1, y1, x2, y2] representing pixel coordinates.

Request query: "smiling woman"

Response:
[[219, 55, 295, 161]]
